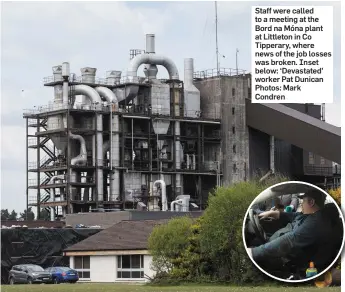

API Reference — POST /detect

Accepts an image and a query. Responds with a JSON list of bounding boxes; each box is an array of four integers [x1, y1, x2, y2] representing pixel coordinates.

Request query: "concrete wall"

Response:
[[220, 77, 249, 185], [194, 78, 222, 119], [195, 76, 249, 186]]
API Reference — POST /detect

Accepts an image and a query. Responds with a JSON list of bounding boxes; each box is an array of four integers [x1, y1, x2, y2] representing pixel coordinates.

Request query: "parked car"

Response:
[[45, 266, 79, 284], [9, 264, 52, 284]]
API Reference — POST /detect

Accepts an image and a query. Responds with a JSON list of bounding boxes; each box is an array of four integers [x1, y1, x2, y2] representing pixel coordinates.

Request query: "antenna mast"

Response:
[[215, 1, 219, 76]]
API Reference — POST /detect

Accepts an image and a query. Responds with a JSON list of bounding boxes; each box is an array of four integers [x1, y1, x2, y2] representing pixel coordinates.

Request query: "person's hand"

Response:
[[258, 210, 280, 220], [258, 210, 273, 219]]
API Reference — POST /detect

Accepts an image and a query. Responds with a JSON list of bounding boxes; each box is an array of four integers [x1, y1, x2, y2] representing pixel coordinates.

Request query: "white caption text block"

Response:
[[251, 6, 333, 103]]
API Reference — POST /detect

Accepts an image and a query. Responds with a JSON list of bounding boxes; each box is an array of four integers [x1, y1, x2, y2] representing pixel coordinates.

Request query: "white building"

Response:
[[63, 219, 167, 282]]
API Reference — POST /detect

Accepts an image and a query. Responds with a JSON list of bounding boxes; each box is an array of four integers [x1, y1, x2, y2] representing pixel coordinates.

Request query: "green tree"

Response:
[[1, 209, 10, 221], [199, 175, 288, 283], [20, 207, 35, 221], [8, 210, 17, 220], [39, 209, 50, 220]]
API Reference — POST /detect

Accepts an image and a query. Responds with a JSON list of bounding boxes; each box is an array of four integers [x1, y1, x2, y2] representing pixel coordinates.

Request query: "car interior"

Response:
[[244, 184, 343, 280]]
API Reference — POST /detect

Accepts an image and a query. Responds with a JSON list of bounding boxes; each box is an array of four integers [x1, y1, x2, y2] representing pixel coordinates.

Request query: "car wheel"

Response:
[[9, 278, 15, 285], [27, 278, 33, 284], [53, 277, 60, 284]]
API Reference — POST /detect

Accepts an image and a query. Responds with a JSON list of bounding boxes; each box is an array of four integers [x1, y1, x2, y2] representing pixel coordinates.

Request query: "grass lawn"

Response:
[[0, 283, 341, 292]]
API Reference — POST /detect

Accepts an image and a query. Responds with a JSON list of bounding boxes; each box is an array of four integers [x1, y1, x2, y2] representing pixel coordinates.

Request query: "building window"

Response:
[[233, 144, 236, 153], [74, 256, 90, 279], [320, 157, 325, 165], [117, 255, 144, 279], [233, 164, 237, 173], [308, 152, 314, 165], [232, 88, 235, 97], [232, 126, 235, 134], [232, 107, 235, 115]]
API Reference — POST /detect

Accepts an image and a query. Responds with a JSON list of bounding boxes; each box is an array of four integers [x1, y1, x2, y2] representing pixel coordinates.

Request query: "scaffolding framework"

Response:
[[24, 79, 222, 217]]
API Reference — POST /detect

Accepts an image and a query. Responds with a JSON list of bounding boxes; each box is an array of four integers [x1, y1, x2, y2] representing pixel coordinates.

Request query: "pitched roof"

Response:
[[64, 219, 168, 252]]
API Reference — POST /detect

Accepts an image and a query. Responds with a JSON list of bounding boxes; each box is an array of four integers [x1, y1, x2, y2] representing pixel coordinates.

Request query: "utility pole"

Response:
[[215, 1, 219, 76]]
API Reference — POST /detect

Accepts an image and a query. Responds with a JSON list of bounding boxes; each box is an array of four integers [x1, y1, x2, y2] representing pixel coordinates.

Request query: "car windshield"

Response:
[[27, 266, 44, 272]]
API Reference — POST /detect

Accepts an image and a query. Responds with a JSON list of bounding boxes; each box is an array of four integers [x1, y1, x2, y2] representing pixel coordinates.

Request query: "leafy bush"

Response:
[[149, 174, 289, 284], [328, 187, 341, 206], [199, 175, 289, 283], [148, 216, 194, 274]]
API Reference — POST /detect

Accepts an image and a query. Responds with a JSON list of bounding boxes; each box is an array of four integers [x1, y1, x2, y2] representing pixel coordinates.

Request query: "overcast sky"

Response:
[[1, 1, 341, 213]]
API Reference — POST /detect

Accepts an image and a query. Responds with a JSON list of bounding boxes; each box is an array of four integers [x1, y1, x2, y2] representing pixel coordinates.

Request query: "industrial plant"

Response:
[[23, 34, 341, 221]]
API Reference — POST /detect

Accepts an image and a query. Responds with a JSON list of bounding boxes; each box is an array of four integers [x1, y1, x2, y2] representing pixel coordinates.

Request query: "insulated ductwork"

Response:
[[95, 86, 120, 201], [127, 54, 179, 80], [49, 175, 65, 221], [81, 67, 97, 106], [184, 58, 200, 118], [153, 180, 167, 211], [70, 132, 87, 166], [70, 85, 104, 203], [113, 85, 139, 103], [95, 86, 117, 104]]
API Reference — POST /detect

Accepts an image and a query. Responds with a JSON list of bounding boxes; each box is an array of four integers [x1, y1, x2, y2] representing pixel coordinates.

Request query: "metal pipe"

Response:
[[95, 87, 117, 104], [170, 199, 183, 212], [94, 86, 120, 199], [185, 154, 190, 169], [153, 117, 220, 124], [127, 54, 179, 80], [122, 115, 150, 120], [153, 180, 167, 211], [70, 85, 103, 202], [192, 154, 196, 170], [70, 132, 87, 166], [49, 175, 65, 221]]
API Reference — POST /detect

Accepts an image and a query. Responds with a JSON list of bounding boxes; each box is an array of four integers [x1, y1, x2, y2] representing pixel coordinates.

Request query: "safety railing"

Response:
[[23, 103, 69, 115], [304, 165, 341, 176], [43, 74, 147, 86], [193, 68, 246, 79]]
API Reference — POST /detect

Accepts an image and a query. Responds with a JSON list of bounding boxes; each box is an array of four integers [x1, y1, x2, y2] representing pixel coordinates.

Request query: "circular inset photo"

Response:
[[242, 181, 344, 282]]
